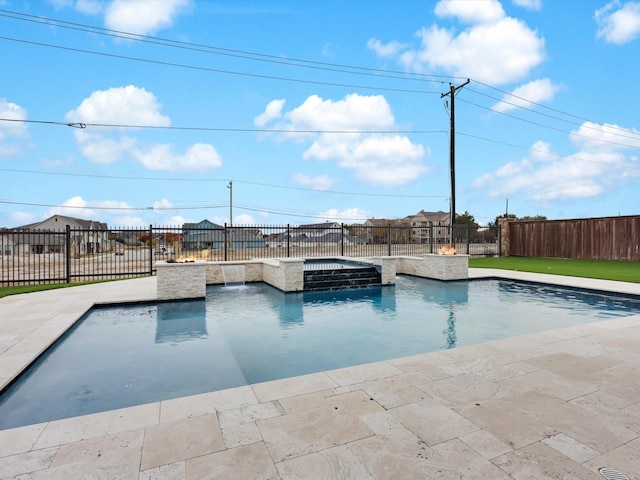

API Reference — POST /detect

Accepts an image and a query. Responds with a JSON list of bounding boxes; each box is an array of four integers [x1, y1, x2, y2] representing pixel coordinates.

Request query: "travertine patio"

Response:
[[1, 270, 639, 479]]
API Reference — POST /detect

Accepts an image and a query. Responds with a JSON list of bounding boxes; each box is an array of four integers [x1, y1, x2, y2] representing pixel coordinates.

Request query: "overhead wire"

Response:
[[1, 8, 637, 149], [0, 167, 449, 199], [0, 117, 447, 135], [1, 7, 639, 222], [463, 88, 640, 144], [0, 9, 456, 87]]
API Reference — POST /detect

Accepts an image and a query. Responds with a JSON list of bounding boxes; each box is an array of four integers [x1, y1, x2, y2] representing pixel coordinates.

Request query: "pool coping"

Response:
[[1, 269, 640, 478]]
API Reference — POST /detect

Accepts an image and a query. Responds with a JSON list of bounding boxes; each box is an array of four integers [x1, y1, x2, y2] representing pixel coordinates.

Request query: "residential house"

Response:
[[267, 222, 365, 248], [181, 220, 265, 250], [2, 215, 110, 255], [362, 218, 411, 244]]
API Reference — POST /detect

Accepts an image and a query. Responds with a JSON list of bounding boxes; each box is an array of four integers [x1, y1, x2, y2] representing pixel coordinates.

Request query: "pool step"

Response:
[[303, 267, 382, 291]]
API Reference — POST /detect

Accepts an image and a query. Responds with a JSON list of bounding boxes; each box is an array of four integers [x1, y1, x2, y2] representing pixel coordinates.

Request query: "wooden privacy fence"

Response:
[[505, 215, 640, 261]]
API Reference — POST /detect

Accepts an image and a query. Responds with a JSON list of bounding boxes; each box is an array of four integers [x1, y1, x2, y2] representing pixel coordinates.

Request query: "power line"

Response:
[[0, 168, 449, 199], [457, 131, 640, 171], [0, 199, 374, 222], [464, 89, 640, 144], [0, 35, 441, 96], [0, 117, 447, 135], [459, 98, 640, 150], [0, 9, 454, 87], [0, 200, 228, 211], [2, 7, 637, 145]]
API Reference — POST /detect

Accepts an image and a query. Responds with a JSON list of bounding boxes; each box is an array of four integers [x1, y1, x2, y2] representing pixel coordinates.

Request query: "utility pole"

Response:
[[227, 180, 233, 228], [441, 79, 470, 232]]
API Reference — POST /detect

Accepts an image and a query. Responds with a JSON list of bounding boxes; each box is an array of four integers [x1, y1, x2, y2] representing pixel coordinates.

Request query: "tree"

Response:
[[455, 211, 477, 226], [454, 211, 479, 241], [518, 215, 548, 221], [488, 213, 547, 229], [488, 213, 516, 229]]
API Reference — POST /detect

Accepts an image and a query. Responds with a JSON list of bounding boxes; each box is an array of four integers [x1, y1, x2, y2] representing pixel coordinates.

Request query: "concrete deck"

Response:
[[1, 270, 639, 479]]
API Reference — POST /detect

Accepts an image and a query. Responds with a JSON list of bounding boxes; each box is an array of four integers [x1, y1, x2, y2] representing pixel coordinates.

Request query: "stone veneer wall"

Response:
[[262, 258, 304, 292], [156, 262, 206, 300], [205, 261, 263, 285], [397, 254, 468, 281], [157, 255, 469, 300], [370, 257, 396, 285]]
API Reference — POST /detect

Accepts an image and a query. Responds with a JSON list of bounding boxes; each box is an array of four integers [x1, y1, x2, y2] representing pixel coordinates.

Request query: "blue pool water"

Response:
[[2, 276, 640, 430]]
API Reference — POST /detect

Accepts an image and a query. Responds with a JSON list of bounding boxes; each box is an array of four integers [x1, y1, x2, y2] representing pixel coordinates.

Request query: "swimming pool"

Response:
[[1, 276, 640, 430]]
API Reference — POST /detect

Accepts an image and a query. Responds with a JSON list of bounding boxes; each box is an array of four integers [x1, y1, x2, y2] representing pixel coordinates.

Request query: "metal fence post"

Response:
[[466, 225, 470, 254], [224, 224, 228, 261], [65, 225, 71, 283], [286, 224, 290, 257], [387, 226, 391, 256], [341, 223, 345, 256], [429, 223, 434, 253], [149, 225, 154, 274]]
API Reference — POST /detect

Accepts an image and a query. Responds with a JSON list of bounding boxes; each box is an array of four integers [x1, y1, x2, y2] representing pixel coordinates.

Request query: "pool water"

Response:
[[1, 276, 640, 429]]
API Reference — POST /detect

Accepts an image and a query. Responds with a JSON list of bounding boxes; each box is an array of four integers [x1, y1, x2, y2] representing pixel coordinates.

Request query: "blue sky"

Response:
[[1, 0, 640, 228]]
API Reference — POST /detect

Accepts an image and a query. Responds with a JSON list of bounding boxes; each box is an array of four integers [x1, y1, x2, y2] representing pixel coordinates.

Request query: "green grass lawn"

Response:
[[469, 257, 640, 283], [0, 281, 110, 299]]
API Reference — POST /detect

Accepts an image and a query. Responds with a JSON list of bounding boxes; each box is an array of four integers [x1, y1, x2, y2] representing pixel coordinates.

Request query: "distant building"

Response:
[[266, 222, 365, 248], [181, 220, 265, 250], [1, 215, 109, 256], [402, 210, 450, 244], [364, 210, 450, 244]]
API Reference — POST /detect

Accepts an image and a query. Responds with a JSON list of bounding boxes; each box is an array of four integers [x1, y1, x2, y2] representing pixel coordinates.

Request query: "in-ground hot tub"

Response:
[[303, 258, 383, 291]]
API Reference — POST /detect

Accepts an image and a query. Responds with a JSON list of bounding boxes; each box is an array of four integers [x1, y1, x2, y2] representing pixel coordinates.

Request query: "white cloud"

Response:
[[9, 211, 37, 226], [254, 99, 285, 127], [314, 208, 371, 223], [291, 173, 337, 190], [434, 0, 505, 24], [67, 86, 222, 171], [67, 85, 171, 127], [75, 0, 103, 15], [0, 98, 28, 156], [400, 18, 545, 85], [133, 143, 222, 172], [152, 198, 174, 210], [371, 2, 546, 86], [472, 123, 640, 202], [109, 215, 147, 227], [512, 0, 542, 11], [492, 78, 562, 113], [286, 94, 395, 131], [321, 42, 339, 58], [596, 1, 640, 44], [304, 134, 427, 186], [257, 93, 428, 187], [47, 196, 95, 218], [233, 213, 256, 225], [570, 121, 640, 152], [73, 131, 138, 164], [105, 0, 192, 35], [366, 38, 408, 58]]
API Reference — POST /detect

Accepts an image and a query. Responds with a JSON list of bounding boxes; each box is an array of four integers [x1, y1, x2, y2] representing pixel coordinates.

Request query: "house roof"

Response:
[[18, 215, 108, 230], [404, 210, 449, 224], [182, 220, 224, 230]]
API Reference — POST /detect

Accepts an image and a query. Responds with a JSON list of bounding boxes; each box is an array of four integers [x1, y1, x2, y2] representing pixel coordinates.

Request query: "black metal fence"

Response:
[[0, 223, 500, 286]]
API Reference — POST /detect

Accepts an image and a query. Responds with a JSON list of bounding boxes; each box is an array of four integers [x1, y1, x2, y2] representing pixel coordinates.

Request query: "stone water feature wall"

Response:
[[157, 255, 469, 300], [156, 261, 206, 300], [397, 254, 469, 281]]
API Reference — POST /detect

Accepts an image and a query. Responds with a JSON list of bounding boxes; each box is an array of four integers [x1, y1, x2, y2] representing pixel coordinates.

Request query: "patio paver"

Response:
[[1, 271, 639, 478]]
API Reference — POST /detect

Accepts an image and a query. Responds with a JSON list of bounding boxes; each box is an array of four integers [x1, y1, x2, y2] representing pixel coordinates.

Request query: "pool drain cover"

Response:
[[599, 467, 630, 480]]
